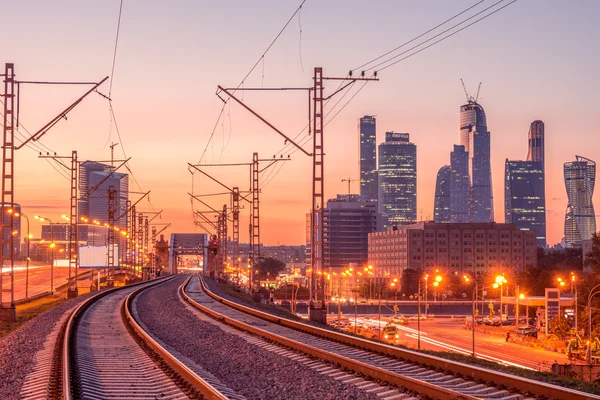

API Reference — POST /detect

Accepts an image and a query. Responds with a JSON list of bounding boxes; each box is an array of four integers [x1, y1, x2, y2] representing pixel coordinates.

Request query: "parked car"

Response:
[[516, 326, 538, 338], [483, 317, 501, 326]]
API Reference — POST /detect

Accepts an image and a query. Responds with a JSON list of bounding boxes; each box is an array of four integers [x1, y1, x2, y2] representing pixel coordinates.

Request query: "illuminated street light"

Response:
[[494, 274, 508, 321]]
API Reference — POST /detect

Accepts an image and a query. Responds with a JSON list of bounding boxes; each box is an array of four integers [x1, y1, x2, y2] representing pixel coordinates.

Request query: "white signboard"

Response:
[[79, 245, 119, 268]]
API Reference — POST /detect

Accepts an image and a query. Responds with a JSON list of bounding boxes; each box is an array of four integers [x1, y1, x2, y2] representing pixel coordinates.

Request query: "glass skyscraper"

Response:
[[449, 144, 470, 222], [434, 165, 450, 222], [460, 101, 493, 222], [79, 161, 129, 231], [527, 120, 545, 169], [504, 160, 546, 247], [359, 116, 377, 201], [564, 156, 596, 247], [378, 132, 416, 227]]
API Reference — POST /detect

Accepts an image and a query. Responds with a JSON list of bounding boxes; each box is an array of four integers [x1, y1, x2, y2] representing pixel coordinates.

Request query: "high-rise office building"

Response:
[[505, 160, 546, 247], [527, 120, 545, 169], [359, 116, 378, 201], [433, 145, 470, 223], [306, 195, 377, 271], [323, 195, 377, 270], [460, 101, 493, 222], [504, 120, 547, 247], [79, 161, 129, 231], [78, 161, 129, 264], [378, 132, 417, 227], [564, 156, 596, 247], [450, 145, 470, 222], [434, 166, 450, 223]]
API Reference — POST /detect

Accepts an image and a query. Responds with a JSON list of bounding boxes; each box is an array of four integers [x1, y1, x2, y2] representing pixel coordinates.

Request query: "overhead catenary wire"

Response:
[[198, 0, 307, 165]]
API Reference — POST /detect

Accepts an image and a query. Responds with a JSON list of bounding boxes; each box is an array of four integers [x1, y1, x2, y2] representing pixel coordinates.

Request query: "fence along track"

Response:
[[59, 276, 228, 400], [188, 275, 600, 400]]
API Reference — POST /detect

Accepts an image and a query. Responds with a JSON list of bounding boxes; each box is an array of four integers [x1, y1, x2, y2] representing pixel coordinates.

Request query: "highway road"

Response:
[[1, 265, 99, 302], [354, 317, 568, 370]]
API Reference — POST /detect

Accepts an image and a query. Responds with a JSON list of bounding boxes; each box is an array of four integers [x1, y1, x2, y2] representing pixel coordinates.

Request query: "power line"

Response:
[[375, 0, 518, 72], [199, 0, 307, 164], [108, 0, 124, 98], [353, 0, 486, 72]]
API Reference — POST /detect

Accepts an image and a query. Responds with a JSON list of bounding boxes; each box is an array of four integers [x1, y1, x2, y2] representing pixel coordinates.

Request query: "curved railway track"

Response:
[[51, 277, 229, 400], [183, 275, 600, 400]]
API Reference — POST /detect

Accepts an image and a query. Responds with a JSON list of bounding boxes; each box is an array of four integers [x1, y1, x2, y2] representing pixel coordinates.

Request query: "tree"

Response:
[[549, 315, 571, 340], [255, 257, 285, 280], [584, 232, 600, 274], [400, 268, 421, 297]]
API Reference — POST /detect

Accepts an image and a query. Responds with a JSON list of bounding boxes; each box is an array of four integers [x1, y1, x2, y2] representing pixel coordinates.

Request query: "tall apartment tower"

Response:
[[359, 116, 378, 201], [527, 120, 545, 169], [564, 156, 596, 247], [378, 132, 417, 227], [460, 101, 493, 222]]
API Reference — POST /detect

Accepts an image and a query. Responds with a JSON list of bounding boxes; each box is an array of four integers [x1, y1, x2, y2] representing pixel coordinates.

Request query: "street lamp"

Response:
[[418, 272, 442, 350], [34, 215, 54, 292], [8, 210, 30, 299], [493, 275, 507, 321]]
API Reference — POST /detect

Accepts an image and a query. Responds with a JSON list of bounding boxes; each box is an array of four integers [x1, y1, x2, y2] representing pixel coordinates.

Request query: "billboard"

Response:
[[79, 245, 119, 268]]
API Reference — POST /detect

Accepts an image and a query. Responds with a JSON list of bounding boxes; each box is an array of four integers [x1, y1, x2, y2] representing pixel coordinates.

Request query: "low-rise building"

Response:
[[368, 222, 537, 277]]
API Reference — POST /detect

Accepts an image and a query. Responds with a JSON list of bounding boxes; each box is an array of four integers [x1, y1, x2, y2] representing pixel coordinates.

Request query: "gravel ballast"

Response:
[[137, 275, 380, 400], [0, 293, 93, 400]]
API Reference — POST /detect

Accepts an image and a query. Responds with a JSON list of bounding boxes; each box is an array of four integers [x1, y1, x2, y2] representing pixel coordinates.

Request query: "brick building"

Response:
[[368, 222, 537, 278]]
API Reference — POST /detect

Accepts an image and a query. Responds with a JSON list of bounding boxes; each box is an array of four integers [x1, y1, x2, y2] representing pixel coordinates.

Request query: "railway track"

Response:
[[51, 277, 230, 400], [184, 275, 600, 400]]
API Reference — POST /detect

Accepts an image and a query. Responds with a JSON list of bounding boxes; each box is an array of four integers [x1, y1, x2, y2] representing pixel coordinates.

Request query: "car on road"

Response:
[[388, 315, 409, 325], [409, 314, 427, 320]]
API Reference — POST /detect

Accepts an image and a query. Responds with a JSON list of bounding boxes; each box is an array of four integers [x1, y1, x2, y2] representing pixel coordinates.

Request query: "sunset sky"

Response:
[[1, 0, 599, 246]]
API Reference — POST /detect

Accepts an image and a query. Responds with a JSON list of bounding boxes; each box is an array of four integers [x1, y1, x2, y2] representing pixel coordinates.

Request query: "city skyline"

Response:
[[1, 1, 598, 247]]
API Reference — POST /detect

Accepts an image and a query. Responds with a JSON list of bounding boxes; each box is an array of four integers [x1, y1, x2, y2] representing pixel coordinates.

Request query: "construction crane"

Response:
[[341, 177, 358, 195], [460, 78, 482, 104]]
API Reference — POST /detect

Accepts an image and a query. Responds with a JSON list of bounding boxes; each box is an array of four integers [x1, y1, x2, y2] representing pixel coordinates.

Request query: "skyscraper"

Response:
[[504, 120, 547, 247], [460, 101, 493, 222], [378, 132, 417, 227], [505, 160, 546, 247], [79, 161, 129, 231], [434, 165, 450, 223], [527, 120, 545, 169], [323, 194, 377, 270], [449, 145, 470, 222], [564, 156, 596, 247], [359, 116, 377, 201]]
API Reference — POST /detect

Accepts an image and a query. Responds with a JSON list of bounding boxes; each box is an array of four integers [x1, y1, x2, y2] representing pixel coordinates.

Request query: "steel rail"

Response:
[[182, 276, 475, 400], [193, 276, 600, 400], [123, 278, 229, 400], [61, 278, 170, 400]]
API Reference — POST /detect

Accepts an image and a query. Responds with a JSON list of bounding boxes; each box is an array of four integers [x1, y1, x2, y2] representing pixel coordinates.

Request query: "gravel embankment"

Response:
[[137, 275, 380, 400], [0, 293, 93, 400]]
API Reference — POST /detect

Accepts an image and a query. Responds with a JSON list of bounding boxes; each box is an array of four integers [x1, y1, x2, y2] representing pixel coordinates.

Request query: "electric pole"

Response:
[[217, 66, 378, 323]]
